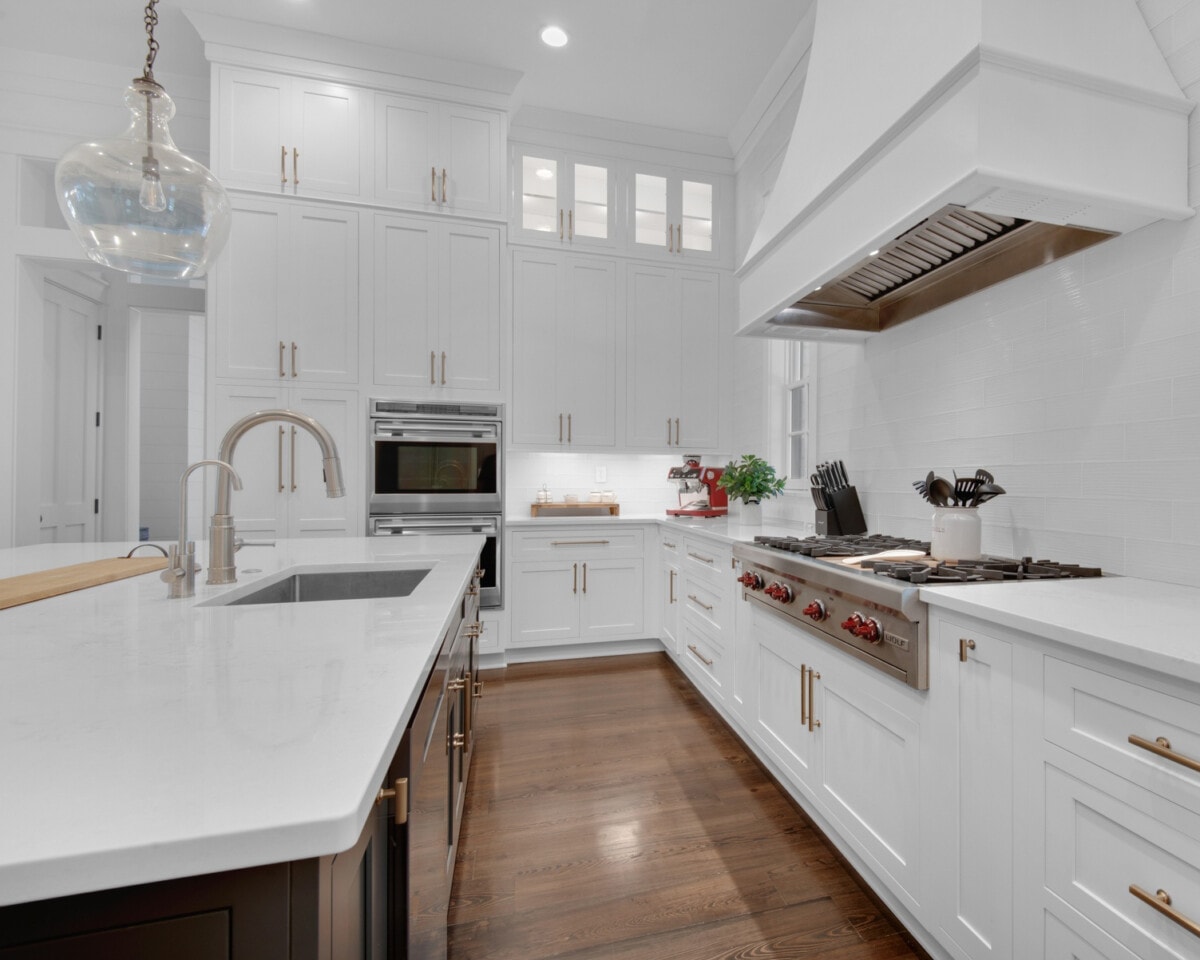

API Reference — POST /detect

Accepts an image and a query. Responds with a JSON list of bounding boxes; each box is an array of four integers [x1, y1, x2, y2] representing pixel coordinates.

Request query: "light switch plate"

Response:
[[595, 466, 607, 483]]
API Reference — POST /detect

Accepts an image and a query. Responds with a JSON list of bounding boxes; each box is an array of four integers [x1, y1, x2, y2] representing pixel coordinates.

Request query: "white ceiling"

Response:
[[1, 0, 811, 143]]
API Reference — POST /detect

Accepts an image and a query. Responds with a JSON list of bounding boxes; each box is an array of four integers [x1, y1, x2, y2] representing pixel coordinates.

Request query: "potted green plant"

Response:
[[717, 454, 786, 524]]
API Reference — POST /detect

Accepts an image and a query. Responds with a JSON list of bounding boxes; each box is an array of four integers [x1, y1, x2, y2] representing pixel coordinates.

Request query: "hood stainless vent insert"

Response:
[[766, 205, 1114, 339]]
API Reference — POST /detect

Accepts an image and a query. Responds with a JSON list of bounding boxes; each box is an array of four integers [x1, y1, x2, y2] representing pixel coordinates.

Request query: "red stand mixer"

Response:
[[666, 456, 728, 518]]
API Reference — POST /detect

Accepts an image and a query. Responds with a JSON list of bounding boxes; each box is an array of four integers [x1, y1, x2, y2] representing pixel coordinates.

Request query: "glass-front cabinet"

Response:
[[512, 146, 617, 249], [631, 167, 720, 263]]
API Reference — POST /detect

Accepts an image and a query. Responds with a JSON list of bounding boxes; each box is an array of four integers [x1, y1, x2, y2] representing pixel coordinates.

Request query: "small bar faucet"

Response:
[[208, 409, 346, 585], [163, 459, 242, 599]]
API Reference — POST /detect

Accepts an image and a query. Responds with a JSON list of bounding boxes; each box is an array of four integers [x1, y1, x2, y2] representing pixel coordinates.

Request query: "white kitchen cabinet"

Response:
[[511, 249, 617, 447], [374, 93, 503, 218], [626, 264, 720, 450], [928, 616, 1017, 960], [372, 213, 501, 396], [210, 383, 361, 540], [629, 165, 724, 264], [215, 66, 364, 199], [508, 526, 645, 648], [511, 146, 618, 249], [748, 599, 926, 912], [659, 532, 682, 657], [212, 196, 359, 384]]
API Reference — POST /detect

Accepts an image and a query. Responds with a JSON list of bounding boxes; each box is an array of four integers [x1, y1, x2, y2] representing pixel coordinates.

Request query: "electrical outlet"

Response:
[[595, 466, 607, 483]]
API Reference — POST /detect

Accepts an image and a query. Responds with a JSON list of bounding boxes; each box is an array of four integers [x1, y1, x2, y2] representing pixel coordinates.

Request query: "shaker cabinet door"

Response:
[[373, 215, 438, 389], [440, 223, 501, 392], [289, 204, 359, 384]]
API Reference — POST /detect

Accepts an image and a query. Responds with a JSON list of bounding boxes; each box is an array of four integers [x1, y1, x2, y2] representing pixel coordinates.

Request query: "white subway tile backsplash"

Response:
[[1125, 538, 1200, 586], [1141, 0, 1192, 31], [1173, 374, 1200, 415]]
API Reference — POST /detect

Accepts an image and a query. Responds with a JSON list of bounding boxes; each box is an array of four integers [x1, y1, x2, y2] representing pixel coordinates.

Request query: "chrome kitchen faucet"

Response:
[[163, 459, 241, 599], [207, 409, 346, 585]]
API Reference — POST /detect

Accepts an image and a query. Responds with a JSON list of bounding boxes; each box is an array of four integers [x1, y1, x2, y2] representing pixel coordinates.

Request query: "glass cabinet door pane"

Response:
[[680, 179, 713, 252], [635, 173, 667, 247], [522, 155, 558, 233], [573, 163, 608, 239]]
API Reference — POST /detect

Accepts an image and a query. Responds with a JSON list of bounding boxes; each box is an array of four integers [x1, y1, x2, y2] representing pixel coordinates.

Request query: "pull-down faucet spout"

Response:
[[207, 409, 345, 585]]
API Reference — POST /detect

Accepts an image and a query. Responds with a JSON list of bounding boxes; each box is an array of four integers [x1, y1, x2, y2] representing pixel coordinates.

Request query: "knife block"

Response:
[[815, 509, 841, 535], [815, 487, 867, 536]]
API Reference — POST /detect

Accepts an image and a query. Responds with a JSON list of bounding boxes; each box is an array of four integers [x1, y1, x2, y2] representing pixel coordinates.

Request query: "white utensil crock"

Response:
[[931, 507, 981, 560]]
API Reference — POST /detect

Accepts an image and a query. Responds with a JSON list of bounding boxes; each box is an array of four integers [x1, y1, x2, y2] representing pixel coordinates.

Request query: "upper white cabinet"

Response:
[[630, 166, 723, 264], [511, 146, 618, 249], [511, 249, 617, 448], [372, 213, 501, 396], [375, 94, 504, 219], [212, 196, 359, 384], [626, 264, 720, 450], [215, 66, 365, 199]]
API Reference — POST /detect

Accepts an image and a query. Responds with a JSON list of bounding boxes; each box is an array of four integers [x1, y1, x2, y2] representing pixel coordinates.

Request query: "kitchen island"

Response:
[[0, 534, 483, 912]]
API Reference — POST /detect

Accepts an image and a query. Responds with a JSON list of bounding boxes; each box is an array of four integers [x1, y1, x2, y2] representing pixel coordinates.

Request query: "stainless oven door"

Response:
[[369, 515, 502, 608], [370, 419, 502, 515]]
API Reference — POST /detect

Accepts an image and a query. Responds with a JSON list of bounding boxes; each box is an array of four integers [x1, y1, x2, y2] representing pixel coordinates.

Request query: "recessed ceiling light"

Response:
[[540, 25, 569, 47]]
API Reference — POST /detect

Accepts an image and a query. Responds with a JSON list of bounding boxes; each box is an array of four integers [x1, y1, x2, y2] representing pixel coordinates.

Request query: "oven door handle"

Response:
[[372, 517, 499, 536], [372, 423, 500, 441]]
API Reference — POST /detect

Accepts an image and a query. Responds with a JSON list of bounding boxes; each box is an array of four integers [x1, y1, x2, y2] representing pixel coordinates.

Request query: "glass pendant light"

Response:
[[55, 0, 231, 280]]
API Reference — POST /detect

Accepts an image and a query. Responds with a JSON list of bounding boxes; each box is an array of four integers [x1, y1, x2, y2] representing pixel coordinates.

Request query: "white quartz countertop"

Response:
[[506, 512, 810, 546], [920, 576, 1200, 684], [0, 535, 483, 907]]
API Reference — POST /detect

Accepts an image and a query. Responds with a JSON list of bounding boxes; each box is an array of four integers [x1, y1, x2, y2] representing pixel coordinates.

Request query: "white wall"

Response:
[[794, 0, 1200, 586]]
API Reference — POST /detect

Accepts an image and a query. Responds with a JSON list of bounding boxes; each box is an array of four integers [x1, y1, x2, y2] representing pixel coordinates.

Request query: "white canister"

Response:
[[931, 507, 981, 561]]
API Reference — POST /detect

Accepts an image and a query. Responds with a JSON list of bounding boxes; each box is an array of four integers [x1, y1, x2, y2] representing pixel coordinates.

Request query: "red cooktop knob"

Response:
[[841, 613, 863, 633], [802, 600, 826, 622], [765, 582, 794, 603], [737, 572, 763, 590], [853, 618, 883, 644]]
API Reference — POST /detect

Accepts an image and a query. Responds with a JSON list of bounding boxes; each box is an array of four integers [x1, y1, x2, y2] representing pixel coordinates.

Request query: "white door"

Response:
[[578, 559, 644, 639], [662, 559, 681, 654], [508, 561, 580, 646], [373, 214, 438, 390], [559, 256, 617, 447], [216, 67, 289, 192], [676, 270, 721, 449], [213, 198, 285, 381], [39, 281, 101, 542], [289, 203, 359, 383], [440, 223, 500, 392], [626, 264, 679, 448], [753, 606, 818, 791], [374, 94, 438, 209], [211, 384, 287, 540], [440, 104, 502, 217], [291, 78, 362, 198], [510, 250, 564, 445], [286, 386, 359, 538]]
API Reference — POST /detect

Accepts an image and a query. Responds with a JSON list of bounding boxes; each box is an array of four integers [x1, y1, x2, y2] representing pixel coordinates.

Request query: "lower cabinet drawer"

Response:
[[1044, 656, 1200, 823], [510, 527, 644, 561], [681, 574, 726, 635], [680, 620, 724, 701], [1045, 762, 1200, 960], [1044, 910, 1129, 960], [682, 537, 731, 585]]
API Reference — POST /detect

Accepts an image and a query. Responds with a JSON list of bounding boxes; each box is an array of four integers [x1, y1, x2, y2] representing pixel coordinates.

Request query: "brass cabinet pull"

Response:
[[290, 341, 298, 378], [464, 670, 473, 736], [667, 417, 672, 445], [959, 637, 976, 662], [376, 777, 408, 825], [441, 168, 447, 203], [551, 539, 611, 546], [559, 208, 564, 240], [687, 593, 713, 612], [473, 679, 484, 699], [441, 351, 447, 385], [800, 664, 807, 727], [687, 550, 714, 565], [278, 340, 286, 377], [663, 540, 677, 549], [582, 561, 587, 593], [667, 222, 674, 253], [675, 417, 680, 445], [568, 209, 574, 240], [669, 568, 676, 603], [277, 426, 285, 492], [1130, 884, 1200, 938], [293, 147, 299, 186], [447, 678, 466, 692], [567, 412, 572, 443], [290, 426, 297, 492], [431, 166, 437, 202], [559, 412, 564, 443], [572, 561, 578, 594], [452, 732, 466, 749], [687, 644, 713, 667], [281, 145, 287, 184], [808, 667, 822, 731], [1129, 734, 1200, 774], [430, 350, 436, 384]]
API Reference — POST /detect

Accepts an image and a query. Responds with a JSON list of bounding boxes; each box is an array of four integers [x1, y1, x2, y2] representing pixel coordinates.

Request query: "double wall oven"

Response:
[[368, 399, 503, 607]]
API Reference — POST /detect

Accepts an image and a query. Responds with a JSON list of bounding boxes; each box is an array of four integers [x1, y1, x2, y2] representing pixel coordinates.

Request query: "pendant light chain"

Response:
[[142, 0, 160, 82]]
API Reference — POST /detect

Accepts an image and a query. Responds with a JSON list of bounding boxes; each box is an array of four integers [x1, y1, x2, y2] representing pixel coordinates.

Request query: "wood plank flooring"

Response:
[[448, 652, 927, 960]]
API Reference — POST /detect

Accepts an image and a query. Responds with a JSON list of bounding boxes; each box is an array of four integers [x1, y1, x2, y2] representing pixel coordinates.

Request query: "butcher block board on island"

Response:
[[0, 556, 169, 610]]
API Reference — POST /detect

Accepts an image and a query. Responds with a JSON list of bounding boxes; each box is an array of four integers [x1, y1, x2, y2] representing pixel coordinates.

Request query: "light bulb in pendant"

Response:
[[138, 156, 167, 212]]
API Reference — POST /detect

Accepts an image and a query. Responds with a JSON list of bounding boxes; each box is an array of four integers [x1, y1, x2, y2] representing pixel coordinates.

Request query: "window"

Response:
[[771, 340, 814, 487]]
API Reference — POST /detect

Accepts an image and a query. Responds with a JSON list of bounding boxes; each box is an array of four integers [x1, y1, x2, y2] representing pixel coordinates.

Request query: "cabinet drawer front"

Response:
[[1045, 657, 1200, 819], [659, 532, 684, 558], [1045, 910, 1131, 960], [510, 527, 644, 560], [682, 537, 732, 585], [681, 619, 724, 699], [681, 574, 726, 634], [1046, 763, 1200, 960]]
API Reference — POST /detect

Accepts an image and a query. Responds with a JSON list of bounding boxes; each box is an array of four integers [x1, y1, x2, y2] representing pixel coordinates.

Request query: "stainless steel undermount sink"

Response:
[[201, 565, 432, 606]]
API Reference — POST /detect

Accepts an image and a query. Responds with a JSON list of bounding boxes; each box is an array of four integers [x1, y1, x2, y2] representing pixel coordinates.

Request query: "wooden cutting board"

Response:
[[0, 556, 169, 610]]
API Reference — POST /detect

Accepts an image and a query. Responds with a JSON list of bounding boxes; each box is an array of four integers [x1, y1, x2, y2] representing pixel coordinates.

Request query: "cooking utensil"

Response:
[[840, 548, 927, 565], [971, 483, 1005, 506], [953, 476, 980, 507], [912, 479, 930, 503], [928, 476, 954, 507], [974, 468, 994, 485]]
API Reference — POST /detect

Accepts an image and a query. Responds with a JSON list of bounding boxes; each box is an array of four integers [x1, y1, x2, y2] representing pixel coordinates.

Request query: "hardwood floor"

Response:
[[448, 652, 927, 960]]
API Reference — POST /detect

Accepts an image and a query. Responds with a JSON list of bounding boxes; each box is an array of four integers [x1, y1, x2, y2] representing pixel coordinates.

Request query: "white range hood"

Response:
[[737, 0, 1194, 341]]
